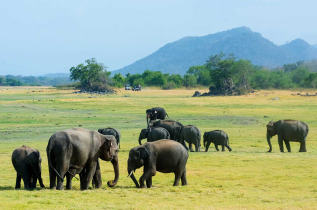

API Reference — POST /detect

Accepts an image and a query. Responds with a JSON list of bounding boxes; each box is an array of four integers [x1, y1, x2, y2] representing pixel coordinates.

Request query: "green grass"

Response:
[[0, 87, 316, 209]]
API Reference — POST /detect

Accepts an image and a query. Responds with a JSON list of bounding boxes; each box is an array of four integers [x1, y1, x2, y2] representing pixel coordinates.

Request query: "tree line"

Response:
[[1, 54, 317, 92]]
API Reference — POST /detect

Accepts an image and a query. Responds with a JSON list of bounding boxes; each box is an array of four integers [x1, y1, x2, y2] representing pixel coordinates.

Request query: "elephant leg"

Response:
[[189, 143, 194, 152], [194, 142, 199, 152], [181, 167, 187, 186], [140, 169, 154, 188], [146, 177, 152, 188], [22, 174, 31, 190], [173, 170, 182, 186], [49, 166, 57, 189], [221, 145, 225, 151], [92, 161, 102, 189], [30, 174, 37, 189], [205, 142, 211, 152], [181, 139, 189, 151], [66, 173, 72, 190], [285, 141, 291, 152], [299, 140, 307, 152], [15, 173, 21, 189], [215, 144, 219, 151], [80, 162, 97, 190], [55, 165, 68, 190], [278, 136, 284, 152], [226, 144, 232, 152]]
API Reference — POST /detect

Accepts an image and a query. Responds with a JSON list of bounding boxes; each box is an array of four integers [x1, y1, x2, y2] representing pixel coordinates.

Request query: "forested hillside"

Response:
[[113, 27, 317, 75]]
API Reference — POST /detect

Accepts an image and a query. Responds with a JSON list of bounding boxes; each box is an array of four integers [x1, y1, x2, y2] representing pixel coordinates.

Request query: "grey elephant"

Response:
[[98, 127, 121, 149], [46, 127, 119, 190], [146, 107, 169, 125], [149, 120, 183, 140], [12, 145, 45, 190], [127, 139, 188, 188], [203, 130, 232, 152], [175, 125, 201, 152], [138, 127, 170, 145], [266, 120, 309, 152]]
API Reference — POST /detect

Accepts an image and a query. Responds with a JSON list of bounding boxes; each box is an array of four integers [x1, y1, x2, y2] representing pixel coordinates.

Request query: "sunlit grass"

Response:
[[0, 87, 316, 209]]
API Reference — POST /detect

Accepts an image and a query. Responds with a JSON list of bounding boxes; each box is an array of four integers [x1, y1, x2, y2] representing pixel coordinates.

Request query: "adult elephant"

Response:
[[138, 127, 170, 145], [266, 120, 309, 152], [127, 139, 188, 188], [203, 130, 232, 152], [146, 107, 169, 125], [12, 145, 45, 190], [175, 125, 201, 152], [46, 127, 119, 190], [149, 120, 183, 140], [98, 127, 121, 149]]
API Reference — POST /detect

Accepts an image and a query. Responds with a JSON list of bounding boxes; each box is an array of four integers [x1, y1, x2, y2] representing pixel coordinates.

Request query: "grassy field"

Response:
[[0, 86, 316, 209]]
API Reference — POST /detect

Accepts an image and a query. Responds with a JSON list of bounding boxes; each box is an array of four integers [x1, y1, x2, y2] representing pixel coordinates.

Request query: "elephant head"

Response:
[[266, 121, 277, 152], [174, 126, 183, 142], [99, 135, 119, 187], [138, 129, 149, 145], [127, 147, 149, 188]]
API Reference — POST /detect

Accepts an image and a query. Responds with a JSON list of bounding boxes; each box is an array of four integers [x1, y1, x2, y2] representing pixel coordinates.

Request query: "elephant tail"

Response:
[[47, 148, 64, 182]]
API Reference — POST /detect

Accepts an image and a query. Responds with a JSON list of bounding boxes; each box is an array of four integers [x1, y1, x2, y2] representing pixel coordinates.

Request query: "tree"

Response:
[[70, 58, 111, 91], [183, 75, 197, 88], [231, 59, 254, 92], [112, 73, 125, 87], [186, 65, 211, 86], [205, 53, 236, 94]]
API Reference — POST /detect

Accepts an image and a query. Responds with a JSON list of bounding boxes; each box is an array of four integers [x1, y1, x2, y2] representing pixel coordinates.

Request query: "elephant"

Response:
[[98, 127, 121, 149], [127, 139, 188, 188], [11, 145, 45, 190], [203, 130, 232, 152], [175, 125, 201, 152], [149, 120, 183, 140], [266, 120, 309, 152], [46, 127, 119, 190], [146, 107, 169, 126], [138, 127, 170, 145]]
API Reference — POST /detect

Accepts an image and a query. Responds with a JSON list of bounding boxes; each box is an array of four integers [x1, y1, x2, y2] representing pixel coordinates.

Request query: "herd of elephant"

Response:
[[11, 107, 309, 190]]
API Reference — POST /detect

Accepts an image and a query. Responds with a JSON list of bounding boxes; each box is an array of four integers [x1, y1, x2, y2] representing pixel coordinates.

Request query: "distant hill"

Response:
[[113, 27, 317, 75], [41, 73, 70, 78]]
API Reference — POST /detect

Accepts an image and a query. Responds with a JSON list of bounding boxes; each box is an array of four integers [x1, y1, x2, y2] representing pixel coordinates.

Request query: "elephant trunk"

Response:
[[267, 131, 272, 152], [107, 156, 119, 187], [128, 170, 139, 188], [38, 172, 45, 188], [127, 163, 139, 188], [139, 136, 143, 146]]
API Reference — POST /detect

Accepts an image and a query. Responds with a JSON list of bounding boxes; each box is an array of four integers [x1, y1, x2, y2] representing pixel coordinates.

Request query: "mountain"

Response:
[[313, 44, 317, 48], [112, 27, 317, 75], [41, 73, 70, 78]]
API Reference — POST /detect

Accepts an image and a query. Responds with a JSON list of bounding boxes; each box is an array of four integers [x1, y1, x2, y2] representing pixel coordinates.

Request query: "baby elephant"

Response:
[[128, 139, 188, 188], [175, 125, 201, 152], [203, 130, 232, 152], [12, 145, 45, 190], [138, 127, 170, 145], [98, 127, 121, 149]]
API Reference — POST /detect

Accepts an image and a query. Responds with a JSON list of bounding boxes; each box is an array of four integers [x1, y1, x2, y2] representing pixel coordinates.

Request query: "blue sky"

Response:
[[1, 0, 316, 76]]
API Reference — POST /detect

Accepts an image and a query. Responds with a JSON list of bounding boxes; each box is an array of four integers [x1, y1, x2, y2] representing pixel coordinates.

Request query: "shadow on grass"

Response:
[[0, 186, 15, 191], [0, 186, 49, 191]]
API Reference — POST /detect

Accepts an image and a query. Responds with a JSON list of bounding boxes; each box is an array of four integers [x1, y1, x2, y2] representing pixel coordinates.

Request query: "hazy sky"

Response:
[[1, 0, 316, 76]]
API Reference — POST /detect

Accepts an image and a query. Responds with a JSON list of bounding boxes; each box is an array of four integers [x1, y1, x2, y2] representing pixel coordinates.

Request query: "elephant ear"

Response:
[[267, 121, 275, 130], [138, 147, 149, 160]]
